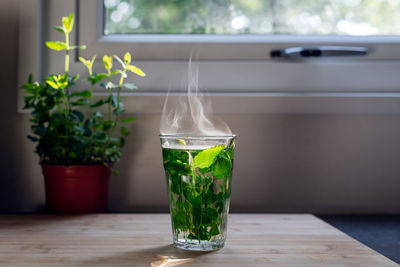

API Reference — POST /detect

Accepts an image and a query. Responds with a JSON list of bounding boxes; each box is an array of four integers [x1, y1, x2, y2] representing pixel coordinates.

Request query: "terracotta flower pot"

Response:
[[41, 164, 111, 214]]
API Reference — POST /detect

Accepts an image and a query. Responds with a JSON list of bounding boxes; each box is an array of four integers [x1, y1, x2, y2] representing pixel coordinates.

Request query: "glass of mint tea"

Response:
[[160, 135, 236, 251]]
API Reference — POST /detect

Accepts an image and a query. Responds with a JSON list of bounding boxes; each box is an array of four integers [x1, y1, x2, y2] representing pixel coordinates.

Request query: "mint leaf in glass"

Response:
[[193, 144, 225, 169]]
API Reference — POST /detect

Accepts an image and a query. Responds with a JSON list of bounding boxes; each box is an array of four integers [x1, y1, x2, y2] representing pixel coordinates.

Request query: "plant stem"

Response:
[[88, 81, 97, 159], [115, 68, 126, 125], [63, 31, 70, 115], [188, 151, 196, 185], [60, 87, 69, 115], [103, 70, 113, 162], [65, 52, 69, 74], [63, 31, 71, 143], [65, 33, 70, 74], [108, 90, 112, 121], [89, 83, 94, 115], [112, 68, 126, 131], [117, 68, 127, 100], [107, 69, 112, 121], [119, 70, 126, 87]]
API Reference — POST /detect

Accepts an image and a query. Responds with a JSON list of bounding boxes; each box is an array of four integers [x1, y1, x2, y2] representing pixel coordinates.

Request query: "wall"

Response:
[[0, 0, 45, 212], [0, 0, 399, 213]]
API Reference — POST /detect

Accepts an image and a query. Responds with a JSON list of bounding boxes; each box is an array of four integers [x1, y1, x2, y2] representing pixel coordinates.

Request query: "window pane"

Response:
[[104, 0, 400, 35]]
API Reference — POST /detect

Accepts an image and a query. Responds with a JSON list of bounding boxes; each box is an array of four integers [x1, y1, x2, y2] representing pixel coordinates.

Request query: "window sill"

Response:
[[90, 92, 400, 114], [19, 91, 400, 115]]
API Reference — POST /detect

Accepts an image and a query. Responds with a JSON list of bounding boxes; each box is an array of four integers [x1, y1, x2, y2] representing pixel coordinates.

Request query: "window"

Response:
[[18, 0, 400, 113], [104, 0, 400, 35]]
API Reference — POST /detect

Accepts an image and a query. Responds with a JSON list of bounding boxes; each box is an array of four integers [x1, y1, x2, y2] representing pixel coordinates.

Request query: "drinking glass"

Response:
[[160, 135, 236, 251]]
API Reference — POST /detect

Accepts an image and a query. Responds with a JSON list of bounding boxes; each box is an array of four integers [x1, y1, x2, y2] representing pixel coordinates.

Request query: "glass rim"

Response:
[[160, 134, 236, 139]]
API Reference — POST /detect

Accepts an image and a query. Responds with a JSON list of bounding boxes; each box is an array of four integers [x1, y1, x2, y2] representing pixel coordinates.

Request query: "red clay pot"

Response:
[[41, 164, 111, 214]]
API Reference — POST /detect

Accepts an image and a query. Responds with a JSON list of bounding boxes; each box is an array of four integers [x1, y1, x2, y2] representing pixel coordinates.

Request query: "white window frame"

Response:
[[18, 0, 400, 114]]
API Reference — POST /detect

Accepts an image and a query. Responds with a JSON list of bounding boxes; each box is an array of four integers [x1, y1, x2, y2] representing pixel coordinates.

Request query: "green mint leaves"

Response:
[[114, 53, 146, 77], [46, 41, 67, 51], [125, 65, 146, 77], [123, 52, 131, 64], [193, 144, 225, 169], [103, 55, 113, 70], [212, 151, 232, 179], [162, 144, 234, 242], [46, 74, 68, 90], [62, 13, 74, 33], [79, 55, 96, 76], [46, 14, 86, 54], [23, 13, 146, 166]]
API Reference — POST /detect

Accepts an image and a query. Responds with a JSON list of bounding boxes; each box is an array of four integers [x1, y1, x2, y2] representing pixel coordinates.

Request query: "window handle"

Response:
[[270, 46, 368, 58]]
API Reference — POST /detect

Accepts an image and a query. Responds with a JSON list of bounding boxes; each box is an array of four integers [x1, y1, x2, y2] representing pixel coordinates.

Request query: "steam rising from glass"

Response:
[[160, 60, 232, 136]]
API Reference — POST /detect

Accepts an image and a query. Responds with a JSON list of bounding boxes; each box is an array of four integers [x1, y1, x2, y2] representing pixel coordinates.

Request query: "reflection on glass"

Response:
[[104, 0, 400, 35]]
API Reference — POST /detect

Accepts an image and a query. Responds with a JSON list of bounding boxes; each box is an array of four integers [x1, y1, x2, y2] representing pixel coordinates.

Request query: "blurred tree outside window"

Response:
[[104, 0, 400, 35]]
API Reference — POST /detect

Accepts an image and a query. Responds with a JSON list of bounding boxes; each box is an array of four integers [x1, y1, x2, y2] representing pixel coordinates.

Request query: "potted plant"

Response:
[[22, 13, 145, 213]]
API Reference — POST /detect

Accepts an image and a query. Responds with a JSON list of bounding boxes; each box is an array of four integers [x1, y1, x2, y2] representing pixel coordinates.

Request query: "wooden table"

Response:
[[0, 214, 396, 266]]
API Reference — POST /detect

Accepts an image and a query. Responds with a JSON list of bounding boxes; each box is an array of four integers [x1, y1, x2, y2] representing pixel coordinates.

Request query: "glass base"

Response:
[[174, 239, 225, 251]]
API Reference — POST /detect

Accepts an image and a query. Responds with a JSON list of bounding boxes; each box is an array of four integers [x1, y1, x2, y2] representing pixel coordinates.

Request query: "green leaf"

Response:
[[73, 125, 85, 134], [119, 137, 125, 147], [46, 80, 58, 89], [123, 83, 136, 90], [79, 57, 89, 65], [71, 74, 79, 81], [187, 233, 197, 240], [70, 45, 86, 50], [91, 99, 105, 108], [27, 135, 38, 142], [71, 98, 90, 106], [46, 74, 68, 90], [103, 55, 113, 70], [120, 126, 130, 136], [100, 81, 119, 90], [88, 73, 107, 85], [62, 17, 69, 31], [193, 145, 225, 169], [90, 55, 97, 65], [96, 120, 115, 131], [23, 80, 40, 95], [46, 41, 67, 51], [32, 125, 46, 136], [93, 111, 103, 119], [70, 110, 84, 122], [124, 52, 131, 64], [111, 94, 118, 107], [205, 207, 218, 221], [122, 116, 136, 123], [80, 55, 97, 77], [71, 90, 92, 98], [54, 26, 66, 33], [62, 13, 74, 33], [212, 151, 232, 179], [172, 208, 187, 229], [126, 65, 146, 77], [113, 55, 125, 67], [95, 132, 107, 141], [210, 224, 220, 236], [118, 70, 127, 78], [113, 107, 125, 115]]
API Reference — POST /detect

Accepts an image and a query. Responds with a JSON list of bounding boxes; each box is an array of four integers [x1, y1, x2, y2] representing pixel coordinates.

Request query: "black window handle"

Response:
[[270, 46, 368, 58]]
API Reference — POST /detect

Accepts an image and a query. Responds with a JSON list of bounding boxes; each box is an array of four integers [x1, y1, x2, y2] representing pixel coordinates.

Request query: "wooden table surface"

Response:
[[0, 214, 396, 266]]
